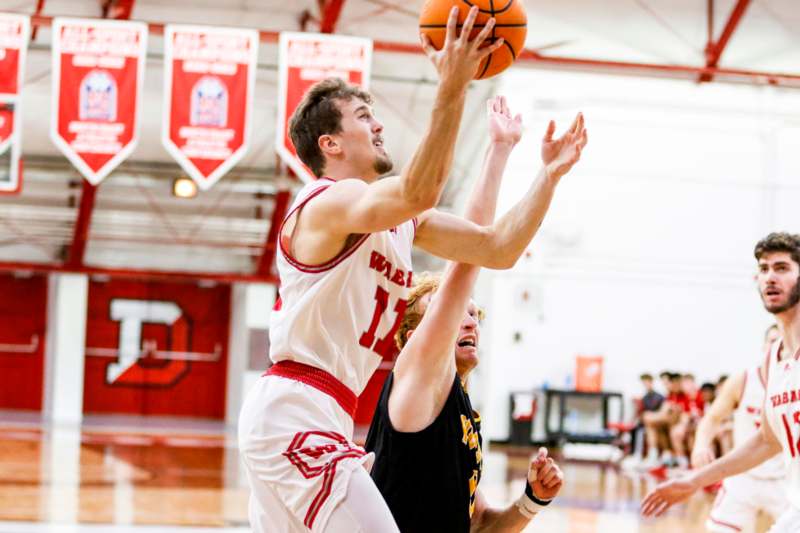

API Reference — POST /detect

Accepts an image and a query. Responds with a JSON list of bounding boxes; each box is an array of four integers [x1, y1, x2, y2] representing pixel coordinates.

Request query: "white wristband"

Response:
[[515, 492, 552, 519]]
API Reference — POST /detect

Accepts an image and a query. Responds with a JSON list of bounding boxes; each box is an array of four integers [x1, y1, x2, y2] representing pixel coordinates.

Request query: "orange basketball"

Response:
[[419, 0, 527, 80]]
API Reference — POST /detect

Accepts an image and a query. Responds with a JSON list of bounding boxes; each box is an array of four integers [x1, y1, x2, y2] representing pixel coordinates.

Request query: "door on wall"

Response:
[[83, 279, 230, 419], [0, 274, 47, 411]]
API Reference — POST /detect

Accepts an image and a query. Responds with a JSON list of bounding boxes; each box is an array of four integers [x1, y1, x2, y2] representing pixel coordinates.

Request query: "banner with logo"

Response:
[[0, 101, 20, 192], [0, 13, 30, 193], [0, 102, 13, 155], [276, 32, 372, 182], [0, 13, 29, 98], [162, 25, 258, 190], [50, 18, 147, 185]]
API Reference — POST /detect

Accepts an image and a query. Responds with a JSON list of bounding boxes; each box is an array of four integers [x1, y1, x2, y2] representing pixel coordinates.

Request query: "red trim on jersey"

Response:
[[280, 428, 367, 530], [709, 488, 743, 532], [277, 184, 372, 274], [412, 216, 418, 240], [764, 342, 775, 385], [736, 370, 748, 408], [708, 516, 742, 532], [266, 360, 358, 418], [304, 449, 366, 528]]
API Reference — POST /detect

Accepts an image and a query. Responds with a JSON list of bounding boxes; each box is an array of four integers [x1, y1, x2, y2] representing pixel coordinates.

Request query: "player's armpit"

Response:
[[305, 176, 436, 236], [758, 411, 783, 452]]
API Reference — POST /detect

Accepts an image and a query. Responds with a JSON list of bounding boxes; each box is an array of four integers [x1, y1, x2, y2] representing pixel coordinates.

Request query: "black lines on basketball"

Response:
[[418, 23, 527, 28], [419, 0, 526, 78], [503, 39, 516, 60], [461, 0, 515, 15]]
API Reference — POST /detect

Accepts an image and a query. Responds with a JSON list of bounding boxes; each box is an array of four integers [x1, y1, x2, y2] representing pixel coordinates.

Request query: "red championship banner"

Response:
[[0, 101, 21, 193], [50, 18, 147, 185], [0, 103, 12, 154], [162, 25, 258, 190], [0, 13, 30, 193], [276, 32, 372, 182], [0, 13, 29, 98]]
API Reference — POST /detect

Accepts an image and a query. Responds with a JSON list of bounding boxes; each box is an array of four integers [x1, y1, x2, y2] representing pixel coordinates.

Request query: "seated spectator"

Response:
[[621, 374, 665, 468], [667, 373, 699, 469], [699, 382, 715, 406], [682, 374, 704, 416], [658, 371, 672, 396], [641, 373, 684, 468], [641, 373, 665, 413]]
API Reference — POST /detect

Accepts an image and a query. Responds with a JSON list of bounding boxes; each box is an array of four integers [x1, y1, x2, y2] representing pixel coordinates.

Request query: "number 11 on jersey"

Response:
[[359, 286, 408, 359]]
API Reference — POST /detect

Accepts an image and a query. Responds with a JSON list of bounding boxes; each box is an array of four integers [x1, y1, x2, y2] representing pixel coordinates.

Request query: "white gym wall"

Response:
[[472, 68, 800, 441]]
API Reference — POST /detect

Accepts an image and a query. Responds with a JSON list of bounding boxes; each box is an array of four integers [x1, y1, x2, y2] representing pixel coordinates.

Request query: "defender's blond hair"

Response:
[[395, 273, 485, 350]]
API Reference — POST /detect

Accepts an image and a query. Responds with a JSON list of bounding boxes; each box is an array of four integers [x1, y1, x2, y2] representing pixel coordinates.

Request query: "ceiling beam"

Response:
[[255, 189, 291, 278], [701, 0, 752, 82], [22, 12, 800, 88], [30, 0, 47, 40], [66, 181, 97, 268], [319, 0, 346, 33]]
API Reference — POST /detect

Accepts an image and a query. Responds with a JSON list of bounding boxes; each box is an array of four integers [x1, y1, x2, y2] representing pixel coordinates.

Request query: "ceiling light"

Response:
[[172, 177, 198, 199]]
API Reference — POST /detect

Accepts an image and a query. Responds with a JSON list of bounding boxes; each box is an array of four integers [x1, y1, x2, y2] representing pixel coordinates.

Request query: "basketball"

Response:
[[419, 0, 527, 79]]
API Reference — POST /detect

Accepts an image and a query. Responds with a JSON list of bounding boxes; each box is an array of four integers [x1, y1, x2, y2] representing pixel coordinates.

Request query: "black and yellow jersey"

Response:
[[365, 372, 483, 533]]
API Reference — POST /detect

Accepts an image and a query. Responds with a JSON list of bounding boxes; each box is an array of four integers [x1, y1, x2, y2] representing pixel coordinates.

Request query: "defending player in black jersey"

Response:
[[366, 96, 588, 532]]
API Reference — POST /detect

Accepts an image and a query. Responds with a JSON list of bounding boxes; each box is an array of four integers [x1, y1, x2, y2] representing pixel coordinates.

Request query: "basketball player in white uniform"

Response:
[[642, 232, 800, 532], [238, 6, 589, 532], [691, 326, 788, 532]]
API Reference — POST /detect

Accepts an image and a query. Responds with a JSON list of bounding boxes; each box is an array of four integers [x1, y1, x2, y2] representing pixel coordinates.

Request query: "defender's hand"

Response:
[[541, 113, 588, 182], [528, 447, 564, 501], [487, 95, 522, 147], [641, 475, 700, 517], [420, 6, 505, 93]]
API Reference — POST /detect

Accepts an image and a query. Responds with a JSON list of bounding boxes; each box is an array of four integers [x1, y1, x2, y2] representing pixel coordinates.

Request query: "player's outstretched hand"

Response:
[[420, 6, 505, 92], [528, 447, 564, 501], [487, 95, 522, 148], [641, 475, 699, 518], [541, 112, 588, 182]]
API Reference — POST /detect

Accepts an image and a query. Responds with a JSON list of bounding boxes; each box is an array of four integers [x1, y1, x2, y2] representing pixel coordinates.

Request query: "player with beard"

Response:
[[690, 322, 788, 532], [238, 7, 588, 533], [642, 232, 800, 532], [365, 97, 575, 533]]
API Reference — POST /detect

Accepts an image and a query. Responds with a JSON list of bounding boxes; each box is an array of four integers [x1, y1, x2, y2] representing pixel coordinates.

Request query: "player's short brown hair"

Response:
[[754, 232, 800, 267], [395, 273, 485, 350], [288, 78, 373, 178]]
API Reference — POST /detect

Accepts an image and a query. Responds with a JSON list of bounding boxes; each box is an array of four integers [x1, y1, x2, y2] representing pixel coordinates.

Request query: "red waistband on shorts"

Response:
[[265, 360, 358, 419]]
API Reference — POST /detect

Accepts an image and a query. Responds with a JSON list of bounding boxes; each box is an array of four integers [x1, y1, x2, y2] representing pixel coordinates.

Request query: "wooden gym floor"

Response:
[[0, 414, 772, 533]]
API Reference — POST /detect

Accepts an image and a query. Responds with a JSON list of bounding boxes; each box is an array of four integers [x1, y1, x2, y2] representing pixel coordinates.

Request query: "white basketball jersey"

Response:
[[765, 338, 800, 510], [269, 178, 415, 395], [734, 366, 786, 480]]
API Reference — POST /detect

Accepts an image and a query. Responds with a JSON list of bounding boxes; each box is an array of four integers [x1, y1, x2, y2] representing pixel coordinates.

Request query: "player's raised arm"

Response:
[[415, 113, 588, 269], [305, 6, 505, 237], [389, 96, 520, 432]]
